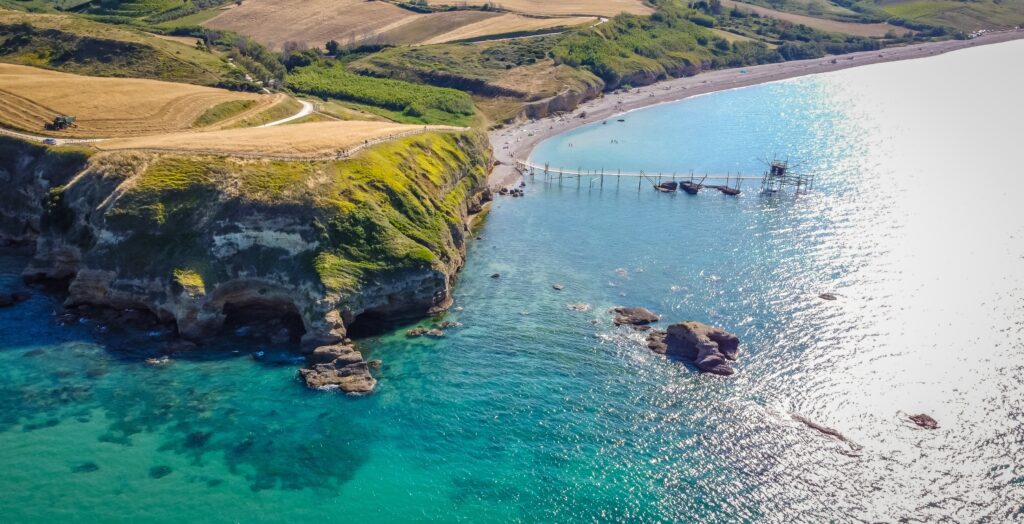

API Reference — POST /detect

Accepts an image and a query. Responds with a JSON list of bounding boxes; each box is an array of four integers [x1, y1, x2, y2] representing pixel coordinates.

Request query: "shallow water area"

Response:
[[2, 41, 1024, 522]]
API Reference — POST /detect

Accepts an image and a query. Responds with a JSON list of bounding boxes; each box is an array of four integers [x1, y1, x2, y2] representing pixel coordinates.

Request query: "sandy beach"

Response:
[[489, 29, 1024, 187]]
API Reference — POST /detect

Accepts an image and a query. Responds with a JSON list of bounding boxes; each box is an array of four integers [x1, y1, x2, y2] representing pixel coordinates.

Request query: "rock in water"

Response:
[[909, 413, 939, 429], [646, 321, 740, 375], [406, 327, 429, 337], [611, 307, 659, 326], [299, 343, 376, 394]]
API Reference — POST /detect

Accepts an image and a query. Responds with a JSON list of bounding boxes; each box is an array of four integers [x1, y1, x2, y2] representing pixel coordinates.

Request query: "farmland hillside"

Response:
[[0, 10, 235, 84], [203, 0, 599, 49], [425, 0, 653, 17], [0, 63, 282, 137]]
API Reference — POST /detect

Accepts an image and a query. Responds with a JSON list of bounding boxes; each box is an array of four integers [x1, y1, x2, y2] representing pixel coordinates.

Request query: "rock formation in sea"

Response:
[[646, 321, 740, 375], [611, 307, 659, 326], [0, 132, 492, 393]]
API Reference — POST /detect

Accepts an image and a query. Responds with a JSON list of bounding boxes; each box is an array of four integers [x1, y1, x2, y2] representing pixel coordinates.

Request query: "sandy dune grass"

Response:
[[0, 63, 280, 138], [94, 121, 463, 158]]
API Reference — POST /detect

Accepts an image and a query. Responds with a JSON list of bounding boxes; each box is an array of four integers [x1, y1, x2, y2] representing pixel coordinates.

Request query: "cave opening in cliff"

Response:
[[346, 310, 397, 339], [222, 299, 305, 345]]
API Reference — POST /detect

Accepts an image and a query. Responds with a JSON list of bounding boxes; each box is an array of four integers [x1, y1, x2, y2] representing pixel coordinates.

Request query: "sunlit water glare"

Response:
[[1, 41, 1022, 522]]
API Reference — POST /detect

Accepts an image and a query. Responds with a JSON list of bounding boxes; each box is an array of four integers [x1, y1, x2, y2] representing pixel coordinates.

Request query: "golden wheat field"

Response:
[[94, 121, 463, 158], [0, 64, 283, 138], [421, 14, 597, 44], [203, 0, 606, 49], [204, 0, 415, 50], [427, 0, 652, 17]]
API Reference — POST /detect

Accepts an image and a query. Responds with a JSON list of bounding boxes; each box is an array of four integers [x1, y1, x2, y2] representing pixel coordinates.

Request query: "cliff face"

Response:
[[0, 138, 91, 253], [8, 131, 491, 350]]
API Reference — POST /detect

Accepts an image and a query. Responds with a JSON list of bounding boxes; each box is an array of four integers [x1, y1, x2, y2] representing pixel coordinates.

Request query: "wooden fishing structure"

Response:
[[513, 159, 812, 196], [514, 160, 753, 195], [760, 160, 814, 195]]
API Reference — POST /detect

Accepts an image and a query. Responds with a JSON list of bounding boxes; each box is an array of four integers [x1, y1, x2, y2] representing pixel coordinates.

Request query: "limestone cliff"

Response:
[[0, 139, 91, 253], [4, 132, 491, 356]]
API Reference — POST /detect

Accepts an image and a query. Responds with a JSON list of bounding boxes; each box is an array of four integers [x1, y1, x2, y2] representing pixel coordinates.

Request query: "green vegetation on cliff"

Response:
[[313, 131, 488, 291], [85, 131, 488, 295]]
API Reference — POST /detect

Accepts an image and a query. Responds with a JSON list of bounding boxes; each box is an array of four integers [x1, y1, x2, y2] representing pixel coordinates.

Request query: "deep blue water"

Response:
[[1, 41, 1023, 522]]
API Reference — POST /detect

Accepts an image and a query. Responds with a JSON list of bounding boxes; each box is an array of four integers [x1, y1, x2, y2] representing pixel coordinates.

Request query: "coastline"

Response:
[[488, 29, 1024, 187]]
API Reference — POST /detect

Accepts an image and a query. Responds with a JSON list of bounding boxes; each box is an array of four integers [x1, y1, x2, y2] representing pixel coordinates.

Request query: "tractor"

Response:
[[45, 115, 76, 131]]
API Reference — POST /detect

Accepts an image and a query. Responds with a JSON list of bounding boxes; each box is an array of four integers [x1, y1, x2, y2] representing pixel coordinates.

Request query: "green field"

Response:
[[287, 65, 477, 126], [191, 99, 257, 127]]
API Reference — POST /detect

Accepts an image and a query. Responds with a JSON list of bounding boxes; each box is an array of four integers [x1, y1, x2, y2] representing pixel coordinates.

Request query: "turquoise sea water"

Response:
[[2, 40, 1024, 522]]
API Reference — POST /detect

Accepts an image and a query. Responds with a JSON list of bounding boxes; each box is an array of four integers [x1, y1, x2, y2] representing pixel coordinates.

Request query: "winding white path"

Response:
[[257, 99, 314, 128]]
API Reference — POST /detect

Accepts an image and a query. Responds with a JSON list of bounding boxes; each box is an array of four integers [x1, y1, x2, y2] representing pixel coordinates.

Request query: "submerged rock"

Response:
[[406, 327, 429, 337], [646, 321, 740, 376], [299, 343, 376, 394], [611, 307, 659, 326], [149, 465, 173, 479], [909, 413, 939, 429], [72, 462, 100, 474]]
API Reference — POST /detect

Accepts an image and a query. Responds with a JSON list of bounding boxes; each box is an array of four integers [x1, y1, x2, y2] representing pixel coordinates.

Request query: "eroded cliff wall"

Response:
[[3, 131, 491, 348]]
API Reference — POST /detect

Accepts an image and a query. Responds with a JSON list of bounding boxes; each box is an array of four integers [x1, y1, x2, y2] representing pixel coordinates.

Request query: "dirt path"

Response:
[[258, 100, 314, 128]]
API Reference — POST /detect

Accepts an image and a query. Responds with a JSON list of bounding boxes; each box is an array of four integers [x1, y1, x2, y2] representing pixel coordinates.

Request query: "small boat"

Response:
[[655, 181, 678, 192], [617, 119, 625, 122], [679, 181, 701, 194], [717, 186, 740, 196]]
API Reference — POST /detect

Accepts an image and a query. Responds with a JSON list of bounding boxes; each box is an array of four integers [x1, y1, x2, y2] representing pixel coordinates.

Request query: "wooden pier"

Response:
[[513, 160, 812, 195], [514, 160, 758, 192]]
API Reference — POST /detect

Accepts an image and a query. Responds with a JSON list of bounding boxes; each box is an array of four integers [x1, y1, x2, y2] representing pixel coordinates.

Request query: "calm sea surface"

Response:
[[2, 41, 1023, 522]]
